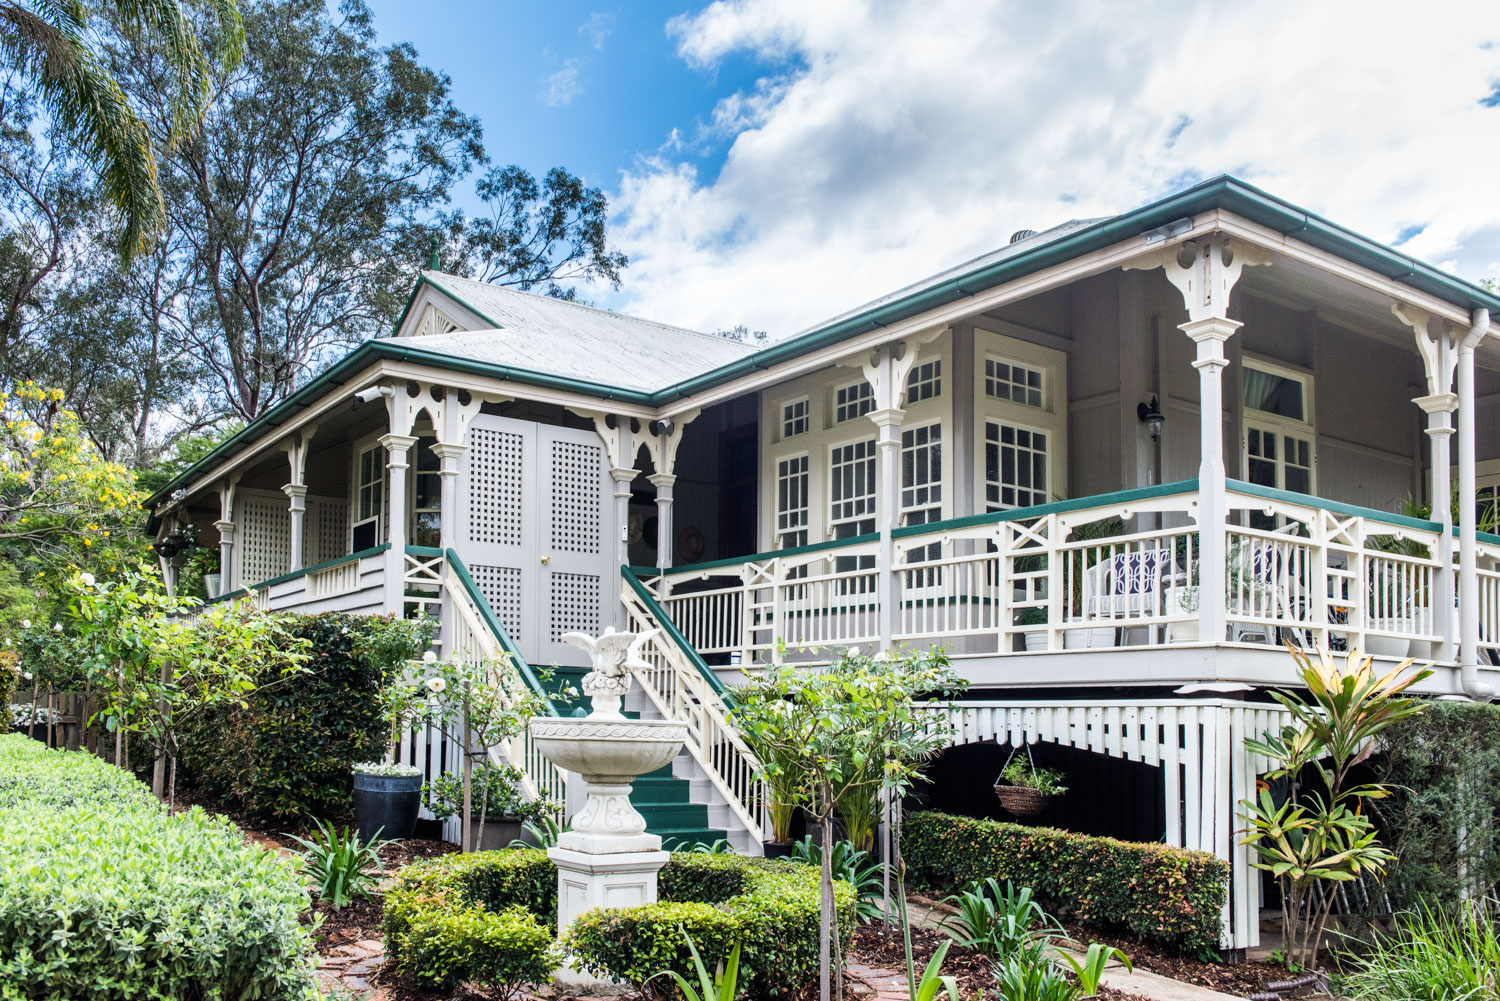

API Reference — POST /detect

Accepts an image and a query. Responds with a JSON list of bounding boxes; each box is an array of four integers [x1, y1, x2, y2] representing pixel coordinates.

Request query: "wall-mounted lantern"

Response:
[[1137, 396, 1164, 442]]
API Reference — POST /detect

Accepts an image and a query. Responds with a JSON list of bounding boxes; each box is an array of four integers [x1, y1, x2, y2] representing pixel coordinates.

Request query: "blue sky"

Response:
[[364, 2, 759, 214], [364, 2, 1500, 339]]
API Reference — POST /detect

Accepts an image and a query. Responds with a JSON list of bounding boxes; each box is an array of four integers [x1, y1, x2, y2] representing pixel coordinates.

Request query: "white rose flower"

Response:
[[52, 623, 62, 633], [22, 672, 32, 680], [78, 572, 95, 587], [421, 650, 438, 664], [20, 620, 29, 629], [425, 676, 447, 695]]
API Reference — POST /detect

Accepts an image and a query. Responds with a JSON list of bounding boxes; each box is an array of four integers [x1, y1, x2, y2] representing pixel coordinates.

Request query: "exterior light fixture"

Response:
[[1137, 396, 1164, 441]]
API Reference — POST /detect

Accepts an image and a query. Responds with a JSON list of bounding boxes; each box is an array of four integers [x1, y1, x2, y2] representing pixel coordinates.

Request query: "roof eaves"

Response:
[[645, 175, 1500, 404]]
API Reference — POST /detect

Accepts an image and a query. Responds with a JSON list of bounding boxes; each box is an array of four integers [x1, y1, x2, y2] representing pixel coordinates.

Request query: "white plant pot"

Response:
[[203, 573, 221, 599], [1364, 619, 1412, 659], [1062, 619, 1116, 649], [1169, 619, 1200, 643], [1023, 631, 1049, 652]]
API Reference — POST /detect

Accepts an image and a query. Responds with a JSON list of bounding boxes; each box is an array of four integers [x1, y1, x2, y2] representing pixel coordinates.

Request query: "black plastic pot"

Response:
[[352, 771, 422, 841], [763, 840, 796, 859]]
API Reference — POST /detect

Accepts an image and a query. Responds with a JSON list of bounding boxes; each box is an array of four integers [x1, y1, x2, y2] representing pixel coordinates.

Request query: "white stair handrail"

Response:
[[620, 579, 767, 844]]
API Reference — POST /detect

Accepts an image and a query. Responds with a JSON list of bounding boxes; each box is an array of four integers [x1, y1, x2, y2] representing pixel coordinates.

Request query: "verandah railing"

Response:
[[634, 479, 1487, 664]]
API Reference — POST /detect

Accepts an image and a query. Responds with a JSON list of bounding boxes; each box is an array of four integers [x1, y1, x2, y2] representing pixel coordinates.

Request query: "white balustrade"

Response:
[[641, 483, 1477, 664]]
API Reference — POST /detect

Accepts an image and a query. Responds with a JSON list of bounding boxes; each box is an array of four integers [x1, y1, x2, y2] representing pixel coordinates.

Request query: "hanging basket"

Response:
[[993, 783, 1050, 817]]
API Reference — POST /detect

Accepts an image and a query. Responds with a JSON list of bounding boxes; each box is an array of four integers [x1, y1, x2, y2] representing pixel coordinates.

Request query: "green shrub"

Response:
[[1371, 700, 1500, 913], [1341, 904, 1500, 1000], [904, 811, 1227, 952], [0, 733, 318, 999], [178, 612, 423, 820], [571, 852, 855, 997], [384, 849, 558, 989]]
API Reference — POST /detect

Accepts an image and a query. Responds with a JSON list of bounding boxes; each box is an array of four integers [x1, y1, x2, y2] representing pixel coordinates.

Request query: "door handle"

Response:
[[540, 555, 551, 565]]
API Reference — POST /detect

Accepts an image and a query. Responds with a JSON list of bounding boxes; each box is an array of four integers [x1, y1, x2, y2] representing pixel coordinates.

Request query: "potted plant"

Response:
[[353, 651, 438, 841], [993, 755, 1067, 817], [182, 543, 221, 600], [352, 760, 423, 840], [422, 762, 557, 849], [1015, 605, 1049, 652]]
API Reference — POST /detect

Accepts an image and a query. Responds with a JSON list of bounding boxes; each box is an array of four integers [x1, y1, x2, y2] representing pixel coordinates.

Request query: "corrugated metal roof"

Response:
[[409, 273, 755, 392]]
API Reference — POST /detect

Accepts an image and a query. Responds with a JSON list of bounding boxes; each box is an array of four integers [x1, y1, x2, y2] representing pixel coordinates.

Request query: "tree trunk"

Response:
[[819, 802, 834, 1001], [461, 715, 473, 852], [474, 757, 492, 853]]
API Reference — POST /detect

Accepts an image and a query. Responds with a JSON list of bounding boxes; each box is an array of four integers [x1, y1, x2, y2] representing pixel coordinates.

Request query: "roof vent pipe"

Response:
[[1009, 229, 1038, 245], [1459, 308, 1493, 700]]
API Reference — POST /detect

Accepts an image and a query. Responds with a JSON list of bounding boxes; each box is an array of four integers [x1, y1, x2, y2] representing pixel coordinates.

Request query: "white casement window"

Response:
[[834, 381, 874, 423], [776, 454, 810, 549], [901, 422, 943, 579], [906, 360, 941, 404], [984, 356, 1044, 408], [830, 439, 877, 588], [782, 399, 809, 439], [352, 443, 385, 550], [412, 436, 441, 547], [985, 420, 1049, 510], [1242, 360, 1315, 496]]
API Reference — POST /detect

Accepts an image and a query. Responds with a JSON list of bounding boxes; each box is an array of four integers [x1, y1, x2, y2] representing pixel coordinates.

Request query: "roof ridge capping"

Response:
[[419, 270, 756, 351]]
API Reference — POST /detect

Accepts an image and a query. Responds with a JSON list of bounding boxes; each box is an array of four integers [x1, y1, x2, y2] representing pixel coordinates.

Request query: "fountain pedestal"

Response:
[[527, 626, 686, 964]]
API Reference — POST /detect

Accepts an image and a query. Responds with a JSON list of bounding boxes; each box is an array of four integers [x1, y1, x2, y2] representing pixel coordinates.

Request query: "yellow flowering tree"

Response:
[[0, 384, 142, 564]]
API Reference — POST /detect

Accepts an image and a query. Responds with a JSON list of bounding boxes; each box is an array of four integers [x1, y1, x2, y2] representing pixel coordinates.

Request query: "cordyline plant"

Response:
[[732, 645, 965, 1001], [1238, 645, 1430, 971]]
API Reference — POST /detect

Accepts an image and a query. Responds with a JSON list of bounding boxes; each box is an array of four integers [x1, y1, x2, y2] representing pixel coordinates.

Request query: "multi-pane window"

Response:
[[834, 382, 874, 423], [901, 423, 943, 581], [905, 360, 941, 404], [830, 439, 877, 588], [782, 399, 809, 439], [1246, 427, 1312, 495], [985, 357, 1044, 408], [412, 436, 441, 547], [985, 421, 1048, 510], [353, 444, 385, 550], [776, 455, 809, 549]]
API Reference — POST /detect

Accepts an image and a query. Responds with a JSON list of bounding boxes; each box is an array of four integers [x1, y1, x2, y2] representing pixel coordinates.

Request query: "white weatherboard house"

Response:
[[147, 176, 1500, 953]]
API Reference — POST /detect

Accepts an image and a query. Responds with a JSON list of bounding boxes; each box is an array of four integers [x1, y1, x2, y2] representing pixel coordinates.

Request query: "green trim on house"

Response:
[[1225, 479, 1441, 533], [621, 566, 731, 699], [891, 480, 1202, 538], [404, 545, 445, 558], [648, 531, 883, 577], [407, 273, 507, 331], [444, 548, 558, 717]]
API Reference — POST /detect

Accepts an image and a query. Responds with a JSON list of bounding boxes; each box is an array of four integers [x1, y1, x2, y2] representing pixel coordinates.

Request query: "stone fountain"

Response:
[[528, 627, 688, 943]]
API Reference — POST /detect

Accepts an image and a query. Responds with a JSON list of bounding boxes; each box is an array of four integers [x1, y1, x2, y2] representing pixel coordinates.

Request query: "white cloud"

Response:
[[542, 59, 584, 107], [580, 10, 616, 50], [605, 0, 1500, 337]]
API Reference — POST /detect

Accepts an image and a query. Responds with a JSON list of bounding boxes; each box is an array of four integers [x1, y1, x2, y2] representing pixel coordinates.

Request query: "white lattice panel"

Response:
[[312, 498, 349, 562], [239, 494, 289, 586], [472, 563, 524, 642], [469, 427, 525, 546], [549, 440, 602, 554], [549, 572, 601, 641]]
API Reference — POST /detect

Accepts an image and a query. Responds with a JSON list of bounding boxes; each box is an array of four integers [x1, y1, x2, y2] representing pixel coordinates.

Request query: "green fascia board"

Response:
[[444, 548, 557, 716], [891, 479, 1202, 538], [206, 544, 391, 603], [397, 274, 507, 332], [149, 175, 1500, 510], [1226, 479, 1441, 533], [620, 566, 730, 699], [652, 531, 884, 576]]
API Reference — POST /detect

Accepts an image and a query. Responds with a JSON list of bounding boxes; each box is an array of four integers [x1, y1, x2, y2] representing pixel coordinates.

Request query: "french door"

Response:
[[456, 415, 611, 668]]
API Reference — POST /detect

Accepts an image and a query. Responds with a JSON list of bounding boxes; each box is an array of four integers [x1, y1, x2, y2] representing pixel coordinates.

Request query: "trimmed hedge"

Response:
[[0, 733, 318, 999], [904, 811, 1228, 952], [571, 852, 856, 997], [384, 850, 853, 999], [179, 613, 410, 820], [384, 850, 560, 992]]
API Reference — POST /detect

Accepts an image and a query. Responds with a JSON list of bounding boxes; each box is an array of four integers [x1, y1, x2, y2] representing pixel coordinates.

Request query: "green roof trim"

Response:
[[148, 175, 1500, 509]]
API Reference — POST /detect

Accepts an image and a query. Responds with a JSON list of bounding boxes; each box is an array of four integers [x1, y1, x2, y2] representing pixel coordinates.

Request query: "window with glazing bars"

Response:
[[985, 421, 1047, 510], [985, 357, 1044, 408], [830, 439, 876, 591], [905, 360, 941, 404], [834, 382, 874, 423]]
